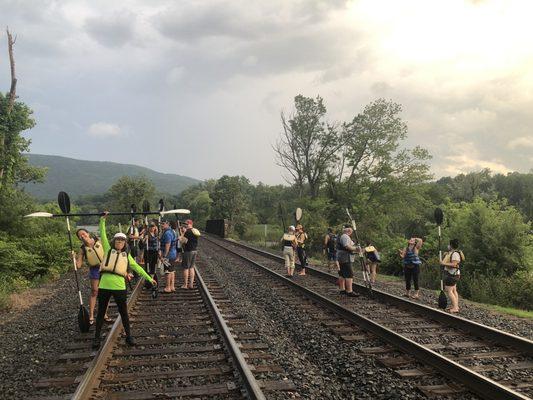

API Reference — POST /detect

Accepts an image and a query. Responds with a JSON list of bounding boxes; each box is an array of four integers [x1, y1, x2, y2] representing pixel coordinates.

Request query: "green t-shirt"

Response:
[[99, 218, 154, 290]]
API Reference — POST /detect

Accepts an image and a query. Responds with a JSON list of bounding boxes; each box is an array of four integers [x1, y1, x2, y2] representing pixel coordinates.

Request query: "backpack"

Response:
[[365, 246, 381, 263], [444, 250, 465, 268]]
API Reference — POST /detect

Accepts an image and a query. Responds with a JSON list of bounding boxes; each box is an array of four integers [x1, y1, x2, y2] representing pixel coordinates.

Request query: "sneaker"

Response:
[[346, 291, 360, 297], [92, 337, 101, 350], [339, 290, 346, 295], [125, 336, 136, 346]]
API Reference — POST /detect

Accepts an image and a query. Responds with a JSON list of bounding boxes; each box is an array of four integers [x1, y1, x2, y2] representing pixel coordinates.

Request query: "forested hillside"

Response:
[[22, 154, 200, 199]]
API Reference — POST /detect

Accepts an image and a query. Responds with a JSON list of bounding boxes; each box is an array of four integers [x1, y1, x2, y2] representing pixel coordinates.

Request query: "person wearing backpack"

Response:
[[323, 228, 338, 272], [440, 239, 464, 313], [93, 212, 156, 349], [364, 241, 380, 284], [399, 237, 423, 299]]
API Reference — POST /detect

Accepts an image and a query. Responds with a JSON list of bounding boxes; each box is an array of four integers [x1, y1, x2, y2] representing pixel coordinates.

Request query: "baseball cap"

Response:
[[185, 219, 193, 225]]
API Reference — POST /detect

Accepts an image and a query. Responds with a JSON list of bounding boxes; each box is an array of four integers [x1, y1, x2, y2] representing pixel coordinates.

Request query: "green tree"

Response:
[[274, 95, 342, 198], [106, 175, 156, 214]]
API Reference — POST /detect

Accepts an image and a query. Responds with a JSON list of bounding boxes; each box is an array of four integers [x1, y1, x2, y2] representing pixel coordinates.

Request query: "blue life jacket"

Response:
[[403, 247, 421, 265]]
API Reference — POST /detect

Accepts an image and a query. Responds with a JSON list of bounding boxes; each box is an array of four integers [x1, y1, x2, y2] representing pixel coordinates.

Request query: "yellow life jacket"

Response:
[[100, 249, 129, 277], [191, 228, 201, 237], [82, 241, 105, 267]]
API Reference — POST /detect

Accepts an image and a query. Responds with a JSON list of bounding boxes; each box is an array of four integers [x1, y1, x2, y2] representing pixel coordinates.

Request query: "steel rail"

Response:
[[71, 277, 145, 400], [204, 235, 531, 400], [222, 236, 533, 356], [195, 267, 266, 400]]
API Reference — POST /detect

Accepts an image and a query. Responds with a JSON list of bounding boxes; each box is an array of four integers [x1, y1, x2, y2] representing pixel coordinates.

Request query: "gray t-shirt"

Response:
[[337, 233, 355, 263]]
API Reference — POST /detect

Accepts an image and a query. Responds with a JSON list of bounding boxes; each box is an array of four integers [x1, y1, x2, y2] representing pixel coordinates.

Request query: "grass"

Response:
[[477, 304, 533, 319]]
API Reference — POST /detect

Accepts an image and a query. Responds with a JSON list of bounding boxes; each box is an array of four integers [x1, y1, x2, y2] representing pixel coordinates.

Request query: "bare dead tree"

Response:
[[7, 27, 17, 114]]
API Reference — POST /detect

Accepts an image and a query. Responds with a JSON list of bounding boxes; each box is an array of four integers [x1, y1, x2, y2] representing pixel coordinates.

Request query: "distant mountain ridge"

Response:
[[23, 154, 201, 200]]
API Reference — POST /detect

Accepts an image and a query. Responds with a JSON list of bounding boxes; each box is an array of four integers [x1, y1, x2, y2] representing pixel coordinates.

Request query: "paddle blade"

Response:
[[438, 290, 448, 309], [142, 200, 150, 213], [158, 199, 164, 212], [24, 212, 54, 218], [58, 191, 71, 214], [295, 207, 302, 222], [131, 204, 137, 213], [78, 305, 90, 333], [434, 208, 444, 225], [161, 209, 190, 215]]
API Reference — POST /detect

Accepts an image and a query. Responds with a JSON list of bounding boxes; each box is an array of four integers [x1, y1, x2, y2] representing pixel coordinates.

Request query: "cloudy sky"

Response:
[[1, 0, 532, 184]]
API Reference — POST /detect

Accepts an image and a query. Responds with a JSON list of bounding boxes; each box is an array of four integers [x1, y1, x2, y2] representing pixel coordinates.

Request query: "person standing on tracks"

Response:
[[295, 224, 308, 276], [93, 213, 156, 349], [160, 219, 178, 293], [281, 225, 298, 277], [323, 227, 338, 272], [75, 228, 112, 326], [128, 219, 141, 261], [440, 239, 464, 313], [179, 219, 201, 289], [364, 241, 380, 284], [399, 237, 424, 299], [336, 224, 359, 297], [144, 223, 159, 278]]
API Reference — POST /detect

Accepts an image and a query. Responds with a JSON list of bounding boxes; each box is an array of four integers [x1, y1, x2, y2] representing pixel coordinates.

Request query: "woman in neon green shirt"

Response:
[[93, 213, 156, 349]]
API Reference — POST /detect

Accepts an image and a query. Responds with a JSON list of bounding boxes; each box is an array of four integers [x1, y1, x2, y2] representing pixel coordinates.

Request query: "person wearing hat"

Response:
[[281, 225, 298, 277], [179, 219, 201, 289], [336, 224, 359, 297], [160, 219, 178, 293], [92, 213, 156, 349]]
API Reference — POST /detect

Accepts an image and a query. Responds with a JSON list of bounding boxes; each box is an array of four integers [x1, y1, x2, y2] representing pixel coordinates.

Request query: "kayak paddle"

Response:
[[435, 207, 448, 310]]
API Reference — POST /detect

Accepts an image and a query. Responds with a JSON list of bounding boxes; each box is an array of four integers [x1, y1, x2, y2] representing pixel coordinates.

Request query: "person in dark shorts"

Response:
[[160, 220, 177, 293], [179, 219, 201, 289], [323, 227, 338, 272], [75, 228, 112, 325], [336, 225, 359, 297], [441, 239, 464, 313], [295, 224, 308, 276], [364, 241, 380, 284], [399, 237, 423, 299]]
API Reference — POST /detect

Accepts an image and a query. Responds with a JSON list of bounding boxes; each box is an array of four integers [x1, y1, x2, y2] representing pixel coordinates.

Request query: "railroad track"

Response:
[[28, 266, 296, 400], [203, 234, 533, 400]]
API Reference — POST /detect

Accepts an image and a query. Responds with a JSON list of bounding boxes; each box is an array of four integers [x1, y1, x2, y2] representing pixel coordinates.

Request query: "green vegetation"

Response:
[[178, 95, 532, 311]]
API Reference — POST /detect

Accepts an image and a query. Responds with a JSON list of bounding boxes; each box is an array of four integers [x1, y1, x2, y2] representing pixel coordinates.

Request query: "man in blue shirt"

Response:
[[160, 220, 177, 293]]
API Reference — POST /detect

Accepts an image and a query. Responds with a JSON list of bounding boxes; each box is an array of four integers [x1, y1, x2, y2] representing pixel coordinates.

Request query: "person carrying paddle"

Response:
[[75, 229, 113, 326], [399, 237, 423, 299], [92, 213, 156, 349], [281, 225, 298, 277], [440, 239, 464, 313], [295, 224, 308, 276], [144, 223, 159, 277]]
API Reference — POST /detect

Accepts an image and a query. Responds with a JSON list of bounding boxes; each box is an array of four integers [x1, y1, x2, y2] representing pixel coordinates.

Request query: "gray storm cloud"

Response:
[[0, 0, 531, 184]]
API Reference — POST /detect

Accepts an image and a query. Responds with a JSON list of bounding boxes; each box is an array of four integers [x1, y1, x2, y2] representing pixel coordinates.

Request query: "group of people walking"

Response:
[[75, 213, 201, 349], [282, 223, 464, 313]]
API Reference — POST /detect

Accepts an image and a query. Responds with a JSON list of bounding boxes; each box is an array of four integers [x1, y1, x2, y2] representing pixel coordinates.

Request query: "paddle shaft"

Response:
[[65, 216, 84, 306]]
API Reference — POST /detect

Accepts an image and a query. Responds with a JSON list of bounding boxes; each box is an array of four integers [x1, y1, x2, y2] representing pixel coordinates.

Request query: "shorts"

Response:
[[162, 258, 177, 274], [327, 250, 337, 261], [283, 246, 295, 268], [444, 272, 460, 287], [339, 262, 354, 279], [182, 251, 198, 269], [129, 244, 139, 258], [88, 266, 100, 280]]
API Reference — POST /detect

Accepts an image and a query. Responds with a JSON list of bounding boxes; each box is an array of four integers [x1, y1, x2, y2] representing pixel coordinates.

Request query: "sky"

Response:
[[1, 0, 532, 184]]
